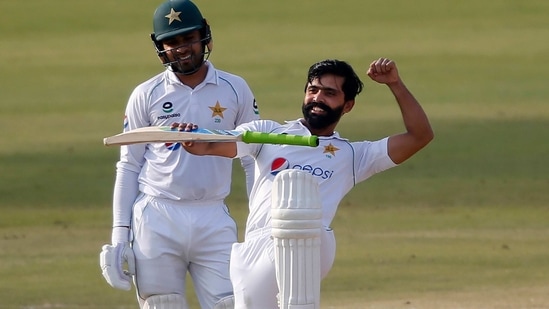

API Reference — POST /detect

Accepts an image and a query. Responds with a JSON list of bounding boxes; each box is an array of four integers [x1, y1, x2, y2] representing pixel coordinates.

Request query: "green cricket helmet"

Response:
[[151, 0, 212, 74]]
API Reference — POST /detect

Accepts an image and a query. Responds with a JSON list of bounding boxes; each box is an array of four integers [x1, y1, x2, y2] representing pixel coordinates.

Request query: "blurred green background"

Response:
[[0, 0, 548, 308]]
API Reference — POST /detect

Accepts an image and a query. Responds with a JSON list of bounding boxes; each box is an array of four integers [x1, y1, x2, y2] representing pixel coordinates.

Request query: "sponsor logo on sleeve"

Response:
[[253, 98, 259, 115]]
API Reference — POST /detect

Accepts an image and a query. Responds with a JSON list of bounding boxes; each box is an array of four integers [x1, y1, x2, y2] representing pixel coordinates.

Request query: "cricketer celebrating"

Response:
[[99, 0, 260, 308], [176, 58, 434, 308]]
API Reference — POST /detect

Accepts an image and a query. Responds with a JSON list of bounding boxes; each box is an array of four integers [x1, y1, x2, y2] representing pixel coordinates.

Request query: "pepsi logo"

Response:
[[166, 142, 181, 151], [270, 157, 289, 176]]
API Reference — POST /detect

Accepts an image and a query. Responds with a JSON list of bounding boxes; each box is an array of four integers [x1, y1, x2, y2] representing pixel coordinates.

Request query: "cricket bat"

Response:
[[103, 126, 319, 147]]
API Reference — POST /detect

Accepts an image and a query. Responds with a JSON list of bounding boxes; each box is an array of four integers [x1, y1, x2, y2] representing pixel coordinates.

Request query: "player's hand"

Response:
[[169, 122, 210, 152], [366, 57, 400, 85], [170, 122, 200, 147], [99, 242, 135, 291], [171, 122, 197, 132]]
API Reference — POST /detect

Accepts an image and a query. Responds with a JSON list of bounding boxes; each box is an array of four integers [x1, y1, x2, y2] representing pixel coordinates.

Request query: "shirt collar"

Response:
[[165, 60, 219, 87], [285, 118, 346, 140]]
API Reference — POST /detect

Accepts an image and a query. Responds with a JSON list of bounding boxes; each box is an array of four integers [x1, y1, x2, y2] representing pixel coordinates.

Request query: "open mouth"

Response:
[[311, 106, 325, 114], [179, 55, 192, 62]]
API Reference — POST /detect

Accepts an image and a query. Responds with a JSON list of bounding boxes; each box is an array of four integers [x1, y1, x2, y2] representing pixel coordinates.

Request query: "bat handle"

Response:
[[241, 131, 319, 147]]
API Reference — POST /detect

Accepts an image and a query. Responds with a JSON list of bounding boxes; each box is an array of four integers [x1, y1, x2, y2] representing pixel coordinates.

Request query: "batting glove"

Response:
[[99, 242, 135, 291]]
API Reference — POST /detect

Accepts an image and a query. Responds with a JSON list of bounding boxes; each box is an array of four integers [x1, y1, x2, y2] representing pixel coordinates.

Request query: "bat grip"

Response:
[[241, 131, 319, 147]]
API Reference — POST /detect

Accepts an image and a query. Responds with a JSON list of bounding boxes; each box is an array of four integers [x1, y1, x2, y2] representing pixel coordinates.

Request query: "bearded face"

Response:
[[301, 101, 345, 130], [159, 30, 211, 75], [168, 49, 205, 75]]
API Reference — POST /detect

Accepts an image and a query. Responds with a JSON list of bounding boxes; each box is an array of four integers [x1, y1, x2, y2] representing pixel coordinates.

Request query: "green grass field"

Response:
[[1, 0, 548, 308]]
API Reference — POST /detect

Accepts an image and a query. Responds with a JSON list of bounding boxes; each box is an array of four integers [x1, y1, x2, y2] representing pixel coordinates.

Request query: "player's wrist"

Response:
[[111, 226, 131, 244]]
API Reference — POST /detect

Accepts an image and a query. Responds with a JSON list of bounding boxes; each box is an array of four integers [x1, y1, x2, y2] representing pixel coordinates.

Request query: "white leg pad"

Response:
[[213, 295, 235, 309], [142, 294, 188, 309], [271, 170, 322, 309]]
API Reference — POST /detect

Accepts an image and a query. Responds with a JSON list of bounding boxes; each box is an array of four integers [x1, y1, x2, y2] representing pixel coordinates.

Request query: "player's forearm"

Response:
[[389, 79, 434, 144], [184, 142, 237, 158], [385, 79, 434, 164], [112, 165, 139, 243]]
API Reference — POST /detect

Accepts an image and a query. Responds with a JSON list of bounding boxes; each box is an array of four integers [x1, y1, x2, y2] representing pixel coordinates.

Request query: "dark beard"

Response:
[[171, 53, 205, 75], [302, 102, 344, 129]]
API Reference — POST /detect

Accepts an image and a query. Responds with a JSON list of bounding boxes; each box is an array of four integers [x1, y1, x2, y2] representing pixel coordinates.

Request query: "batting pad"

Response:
[[143, 294, 188, 309], [271, 169, 322, 309]]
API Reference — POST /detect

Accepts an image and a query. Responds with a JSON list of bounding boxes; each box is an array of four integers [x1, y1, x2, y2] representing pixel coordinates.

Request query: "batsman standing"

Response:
[[177, 57, 434, 308], [99, 0, 260, 308]]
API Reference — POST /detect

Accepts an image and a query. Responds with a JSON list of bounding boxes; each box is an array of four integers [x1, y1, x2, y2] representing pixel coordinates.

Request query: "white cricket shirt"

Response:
[[117, 61, 259, 203], [235, 119, 397, 235]]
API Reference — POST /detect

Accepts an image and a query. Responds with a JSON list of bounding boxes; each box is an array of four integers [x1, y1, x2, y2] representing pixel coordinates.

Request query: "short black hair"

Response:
[[305, 59, 364, 101]]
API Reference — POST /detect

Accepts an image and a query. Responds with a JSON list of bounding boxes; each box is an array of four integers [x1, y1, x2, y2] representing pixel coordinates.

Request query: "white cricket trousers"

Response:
[[132, 194, 237, 309], [230, 226, 336, 309]]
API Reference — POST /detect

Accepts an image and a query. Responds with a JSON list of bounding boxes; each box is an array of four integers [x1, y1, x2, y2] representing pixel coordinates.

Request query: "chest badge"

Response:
[[209, 101, 227, 119], [323, 143, 340, 157]]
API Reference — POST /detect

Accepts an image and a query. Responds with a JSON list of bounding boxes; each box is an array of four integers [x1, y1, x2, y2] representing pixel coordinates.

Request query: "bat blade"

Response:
[[103, 126, 240, 146], [104, 126, 319, 147]]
